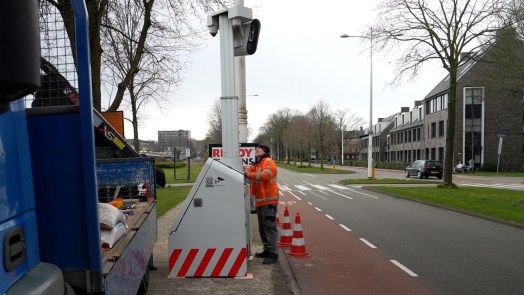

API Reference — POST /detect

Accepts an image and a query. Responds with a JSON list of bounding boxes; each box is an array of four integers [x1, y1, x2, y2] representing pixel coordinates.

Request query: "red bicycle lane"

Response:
[[278, 191, 435, 295]]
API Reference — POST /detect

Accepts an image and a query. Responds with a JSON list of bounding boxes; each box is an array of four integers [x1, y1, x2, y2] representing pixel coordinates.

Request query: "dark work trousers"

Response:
[[256, 204, 279, 255]]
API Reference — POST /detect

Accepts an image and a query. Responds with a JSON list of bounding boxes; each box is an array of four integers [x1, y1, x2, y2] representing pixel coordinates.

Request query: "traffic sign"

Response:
[[497, 133, 506, 138]]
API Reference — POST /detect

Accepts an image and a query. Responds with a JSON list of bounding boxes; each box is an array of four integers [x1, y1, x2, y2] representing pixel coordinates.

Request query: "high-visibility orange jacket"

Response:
[[246, 155, 279, 207]]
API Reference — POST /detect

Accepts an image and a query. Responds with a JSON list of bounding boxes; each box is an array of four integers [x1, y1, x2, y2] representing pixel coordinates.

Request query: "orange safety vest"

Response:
[[246, 156, 279, 207]]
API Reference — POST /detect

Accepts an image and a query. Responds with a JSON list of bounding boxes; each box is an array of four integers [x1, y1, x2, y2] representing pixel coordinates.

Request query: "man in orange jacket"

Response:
[[243, 144, 279, 264]]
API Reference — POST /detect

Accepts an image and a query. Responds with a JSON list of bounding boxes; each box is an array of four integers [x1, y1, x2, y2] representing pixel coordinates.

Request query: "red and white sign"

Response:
[[168, 247, 247, 278], [211, 146, 256, 166]]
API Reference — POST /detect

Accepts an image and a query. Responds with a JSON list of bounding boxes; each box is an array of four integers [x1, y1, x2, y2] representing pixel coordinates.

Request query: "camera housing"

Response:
[[207, 15, 219, 37], [233, 19, 261, 56]]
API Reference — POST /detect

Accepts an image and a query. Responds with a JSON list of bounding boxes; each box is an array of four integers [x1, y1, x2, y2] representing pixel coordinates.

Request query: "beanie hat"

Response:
[[257, 144, 270, 155]]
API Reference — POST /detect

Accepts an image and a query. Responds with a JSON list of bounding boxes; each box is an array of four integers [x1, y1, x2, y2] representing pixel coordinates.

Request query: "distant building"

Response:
[[360, 29, 524, 171], [158, 130, 191, 153]]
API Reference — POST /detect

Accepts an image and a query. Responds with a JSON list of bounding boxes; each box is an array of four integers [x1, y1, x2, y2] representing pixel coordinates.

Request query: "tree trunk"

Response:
[[443, 64, 458, 186], [86, 0, 107, 111]]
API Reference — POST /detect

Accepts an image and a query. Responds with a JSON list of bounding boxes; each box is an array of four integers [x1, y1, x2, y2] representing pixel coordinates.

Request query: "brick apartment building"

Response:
[[361, 29, 524, 171]]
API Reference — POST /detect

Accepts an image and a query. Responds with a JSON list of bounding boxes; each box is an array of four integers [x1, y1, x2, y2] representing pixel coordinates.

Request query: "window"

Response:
[[431, 122, 436, 138], [439, 120, 444, 137]]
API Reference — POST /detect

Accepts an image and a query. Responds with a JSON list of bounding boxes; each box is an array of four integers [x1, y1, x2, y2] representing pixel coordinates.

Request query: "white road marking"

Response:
[[460, 183, 524, 191], [298, 191, 306, 195], [390, 260, 418, 277], [289, 191, 302, 201], [328, 190, 353, 200], [325, 214, 334, 220], [359, 238, 377, 249], [303, 173, 316, 177], [279, 191, 284, 197], [311, 184, 329, 190], [348, 188, 379, 199], [278, 185, 290, 191], [315, 207, 322, 211], [319, 190, 329, 195], [339, 224, 352, 231], [294, 185, 311, 191], [329, 184, 348, 190], [307, 202, 312, 205]]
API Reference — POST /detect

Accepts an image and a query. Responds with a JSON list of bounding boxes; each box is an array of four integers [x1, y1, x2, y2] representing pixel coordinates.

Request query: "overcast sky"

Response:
[[128, 0, 447, 142]]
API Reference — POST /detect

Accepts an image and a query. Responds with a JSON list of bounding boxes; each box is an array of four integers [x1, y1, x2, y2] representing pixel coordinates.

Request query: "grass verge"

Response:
[[370, 186, 524, 225], [277, 162, 354, 174], [161, 165, 203, 184], [156, 186, 191, 218]]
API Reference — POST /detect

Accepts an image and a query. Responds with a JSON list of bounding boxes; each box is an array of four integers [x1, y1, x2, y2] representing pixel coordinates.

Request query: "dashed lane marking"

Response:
[[390, 260, 418, 277], [359, 238, 377, 249], [298, 191, 306, 196], [303, 173, 316, 177], [319, 190, 329, 195], [339, 224, 352, 231], [325, 214, 334, 220], [315, 207, 322, 212]]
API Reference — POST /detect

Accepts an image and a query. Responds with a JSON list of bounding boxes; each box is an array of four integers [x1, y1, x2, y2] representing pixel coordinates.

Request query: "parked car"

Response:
[[405, 160, 443, 179]]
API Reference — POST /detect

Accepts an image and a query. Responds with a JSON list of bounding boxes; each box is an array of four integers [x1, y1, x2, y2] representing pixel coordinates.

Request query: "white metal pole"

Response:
[[219, 13, 240, 164], [367, 29, 373, 179]]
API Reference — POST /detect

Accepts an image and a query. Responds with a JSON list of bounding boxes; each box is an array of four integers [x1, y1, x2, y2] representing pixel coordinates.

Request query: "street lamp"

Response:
[[340, 28, 374, 179]]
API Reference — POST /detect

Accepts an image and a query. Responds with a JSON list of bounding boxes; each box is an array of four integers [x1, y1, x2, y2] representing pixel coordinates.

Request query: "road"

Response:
[[277, 167, 524, 295]]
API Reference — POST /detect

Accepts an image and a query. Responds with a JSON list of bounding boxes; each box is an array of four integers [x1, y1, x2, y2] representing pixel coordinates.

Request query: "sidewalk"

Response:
[[147, 202, 300, 295]]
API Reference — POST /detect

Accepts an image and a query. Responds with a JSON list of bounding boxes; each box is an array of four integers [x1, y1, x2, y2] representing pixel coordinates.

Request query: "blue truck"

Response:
[[0, 1, 159, 294]]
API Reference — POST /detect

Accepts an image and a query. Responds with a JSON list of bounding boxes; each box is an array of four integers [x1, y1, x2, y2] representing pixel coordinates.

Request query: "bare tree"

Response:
[[283, 113, 308, 165], [87, 0, 227, 111], [308, 100, 335, 170], [373, 0, 509, 186], [334, 109, 365, 164], [206, 99, 222, 144]]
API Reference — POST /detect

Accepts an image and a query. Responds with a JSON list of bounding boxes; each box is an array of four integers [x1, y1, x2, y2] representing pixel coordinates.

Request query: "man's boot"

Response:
[[255, 249, 270, 258], [263, 252, 278, 264]]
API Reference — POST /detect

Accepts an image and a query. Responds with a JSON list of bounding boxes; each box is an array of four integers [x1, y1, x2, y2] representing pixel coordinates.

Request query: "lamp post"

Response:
[[341, 126, 344, 166], [340, 28, 374, 179]]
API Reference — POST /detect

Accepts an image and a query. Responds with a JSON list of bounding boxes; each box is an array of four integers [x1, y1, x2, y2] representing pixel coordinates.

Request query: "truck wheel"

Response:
[[138, 256, 153, 294]]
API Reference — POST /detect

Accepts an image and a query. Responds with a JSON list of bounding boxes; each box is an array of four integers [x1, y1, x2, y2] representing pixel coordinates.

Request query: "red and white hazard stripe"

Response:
[[168, 247, 247, 278]]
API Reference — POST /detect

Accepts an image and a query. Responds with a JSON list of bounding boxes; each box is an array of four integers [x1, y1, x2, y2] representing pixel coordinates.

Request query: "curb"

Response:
[[278, 246, 302, 295]]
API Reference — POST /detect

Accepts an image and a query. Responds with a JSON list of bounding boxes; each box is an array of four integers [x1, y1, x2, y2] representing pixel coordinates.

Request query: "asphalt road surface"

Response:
[[277, 167, 524, 295]]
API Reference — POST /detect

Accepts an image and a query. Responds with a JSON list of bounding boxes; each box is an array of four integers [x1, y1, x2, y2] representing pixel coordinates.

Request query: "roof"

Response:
[[424, 56, 478, 99]]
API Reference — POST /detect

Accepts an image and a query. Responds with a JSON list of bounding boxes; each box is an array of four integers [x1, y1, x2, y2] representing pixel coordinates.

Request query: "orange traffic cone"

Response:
[[286, 213, 310, 257], [276, 213, 282, 227], [278, 207, 292, 247]]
